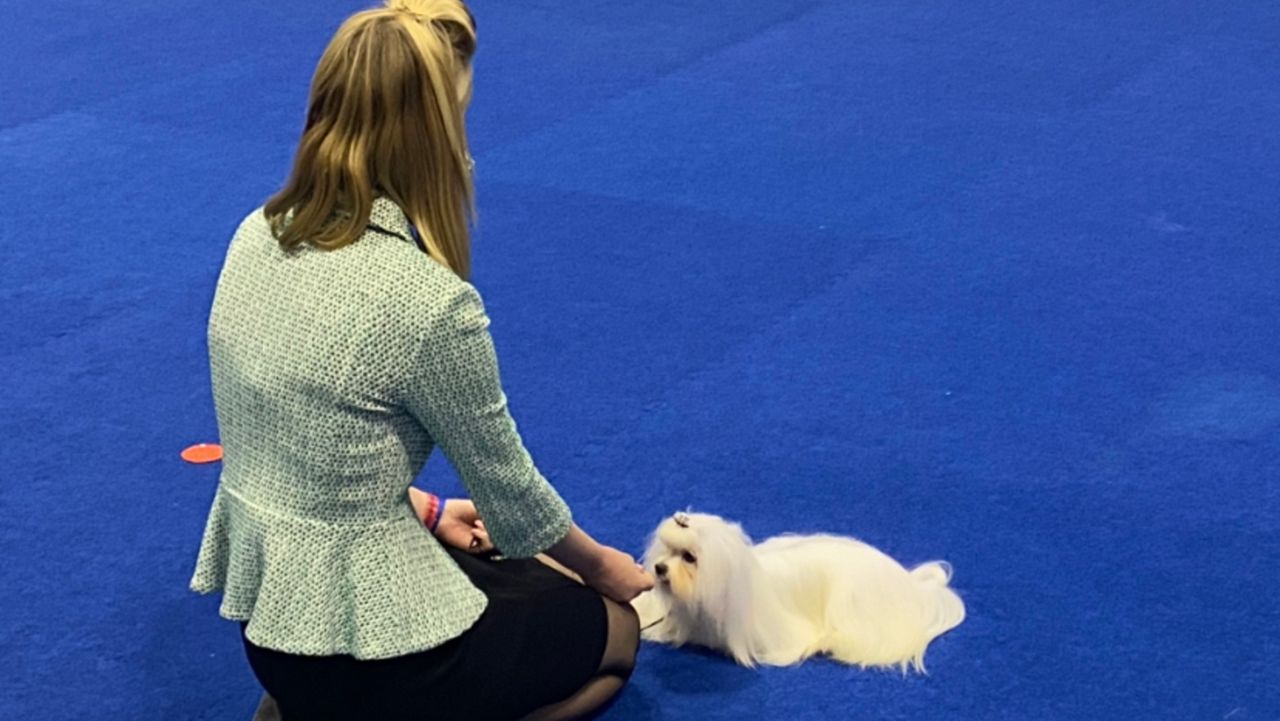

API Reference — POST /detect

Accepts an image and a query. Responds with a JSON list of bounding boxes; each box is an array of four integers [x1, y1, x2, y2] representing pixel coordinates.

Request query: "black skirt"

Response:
[[241, 546, 608, 721]]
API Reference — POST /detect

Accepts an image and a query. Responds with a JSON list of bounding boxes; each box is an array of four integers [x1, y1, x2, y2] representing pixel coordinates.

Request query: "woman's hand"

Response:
[[433, 499, 494, 554], [581, 545, 655, 603]]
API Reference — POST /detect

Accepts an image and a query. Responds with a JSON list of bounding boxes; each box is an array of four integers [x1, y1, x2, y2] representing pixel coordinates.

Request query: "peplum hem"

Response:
[[190, 484, 488, 660]]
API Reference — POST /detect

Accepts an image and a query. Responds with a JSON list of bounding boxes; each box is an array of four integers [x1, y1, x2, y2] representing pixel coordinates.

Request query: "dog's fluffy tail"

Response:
[[911, 560, 953, 586], [824, 553, 966, 674], [905, 561, 966, 672]]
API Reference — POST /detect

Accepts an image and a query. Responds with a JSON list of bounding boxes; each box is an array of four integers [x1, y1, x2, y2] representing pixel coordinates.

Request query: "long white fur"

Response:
[[638, 512, 966, 672]]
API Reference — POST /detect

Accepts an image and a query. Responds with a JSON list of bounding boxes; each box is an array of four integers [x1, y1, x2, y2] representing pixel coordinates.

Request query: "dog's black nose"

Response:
[[654, 562, 667, 577]]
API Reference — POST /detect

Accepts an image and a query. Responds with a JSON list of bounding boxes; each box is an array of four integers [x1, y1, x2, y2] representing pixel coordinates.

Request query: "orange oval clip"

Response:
[[181, 443, 224, 464]]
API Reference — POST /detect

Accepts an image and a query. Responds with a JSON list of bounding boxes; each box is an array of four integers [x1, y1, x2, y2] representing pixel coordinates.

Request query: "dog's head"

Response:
[[642, 511, 755, 611]]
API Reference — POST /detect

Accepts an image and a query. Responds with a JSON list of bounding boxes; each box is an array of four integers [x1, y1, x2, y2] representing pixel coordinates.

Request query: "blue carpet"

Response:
[[2, 1, 1278, 719]]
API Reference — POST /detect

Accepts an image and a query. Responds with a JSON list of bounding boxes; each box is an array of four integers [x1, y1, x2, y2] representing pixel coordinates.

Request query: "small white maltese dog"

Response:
[[634, 511, 966, 672]]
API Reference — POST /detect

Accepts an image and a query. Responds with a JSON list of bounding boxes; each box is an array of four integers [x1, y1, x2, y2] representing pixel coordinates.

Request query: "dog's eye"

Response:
[[681, 550, 697, 565]]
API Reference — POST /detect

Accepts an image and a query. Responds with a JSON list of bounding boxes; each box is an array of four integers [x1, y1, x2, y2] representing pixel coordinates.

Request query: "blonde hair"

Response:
[[265, 0, 478, 278]]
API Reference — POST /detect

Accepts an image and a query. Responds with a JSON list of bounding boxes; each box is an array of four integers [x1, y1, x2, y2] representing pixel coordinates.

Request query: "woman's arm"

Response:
[[411, 487, 652, 601], [399, 283, 571, 558], [410, 485, 651, 599], [399, 284, 652, 598]]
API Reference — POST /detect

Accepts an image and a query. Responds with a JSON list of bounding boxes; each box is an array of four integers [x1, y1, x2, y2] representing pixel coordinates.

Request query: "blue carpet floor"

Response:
[[2, 1, 1278, 719]]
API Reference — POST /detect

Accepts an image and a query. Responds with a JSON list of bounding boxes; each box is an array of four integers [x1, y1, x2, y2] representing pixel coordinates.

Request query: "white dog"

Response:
[[634, 511, 965, 672]]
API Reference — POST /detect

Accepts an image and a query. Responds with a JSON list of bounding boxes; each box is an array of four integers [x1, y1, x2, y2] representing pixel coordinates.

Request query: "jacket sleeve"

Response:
[[401, 282, 572, 558]]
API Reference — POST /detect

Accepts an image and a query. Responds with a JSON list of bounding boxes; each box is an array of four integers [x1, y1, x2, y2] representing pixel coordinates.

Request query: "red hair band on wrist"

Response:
[[422, 493, 443, 533]]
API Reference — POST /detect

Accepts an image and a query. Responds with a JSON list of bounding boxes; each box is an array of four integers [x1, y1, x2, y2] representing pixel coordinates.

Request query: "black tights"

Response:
[[519, 597, 640, 721]]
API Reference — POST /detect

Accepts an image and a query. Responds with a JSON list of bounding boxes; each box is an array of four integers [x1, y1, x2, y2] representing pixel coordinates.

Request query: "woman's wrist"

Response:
[[408, 488, 444, 533], [425, 496, 445, 533]]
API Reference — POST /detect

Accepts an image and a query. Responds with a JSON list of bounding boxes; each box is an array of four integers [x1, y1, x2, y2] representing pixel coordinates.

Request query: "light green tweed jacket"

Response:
[[190, 198, 573, 660]]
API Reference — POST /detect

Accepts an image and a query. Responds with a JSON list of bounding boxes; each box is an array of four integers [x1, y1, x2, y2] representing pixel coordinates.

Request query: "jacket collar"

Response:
[[367, 196, 419, 249]]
